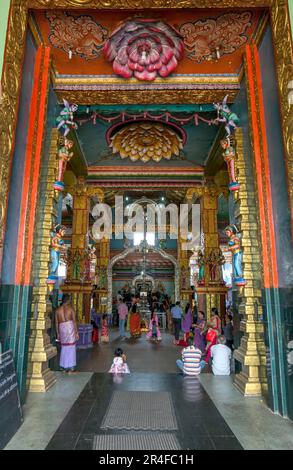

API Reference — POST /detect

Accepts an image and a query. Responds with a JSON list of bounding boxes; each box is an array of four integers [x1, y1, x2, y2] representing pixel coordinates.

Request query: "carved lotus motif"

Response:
[[104, 20, 184, 81], [110, 122, 183, 163]]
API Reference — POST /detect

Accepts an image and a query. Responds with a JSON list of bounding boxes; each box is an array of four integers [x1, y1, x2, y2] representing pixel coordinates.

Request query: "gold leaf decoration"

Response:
[[110, 122, 183, 163]]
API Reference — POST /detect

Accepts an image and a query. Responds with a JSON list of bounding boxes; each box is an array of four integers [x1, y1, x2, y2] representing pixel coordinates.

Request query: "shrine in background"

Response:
[[0, 0, 292, 445]]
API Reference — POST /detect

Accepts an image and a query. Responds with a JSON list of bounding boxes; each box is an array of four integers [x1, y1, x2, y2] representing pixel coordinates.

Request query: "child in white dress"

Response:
[[109, 348, 130, 374]]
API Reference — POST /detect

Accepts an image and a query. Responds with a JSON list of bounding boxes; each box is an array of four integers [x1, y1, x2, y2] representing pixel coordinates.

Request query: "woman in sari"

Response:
[[204, 309, 222, 363], [128, 304, 141, 338], [182, 303, 193, 338], [193, 310, 206, 353]]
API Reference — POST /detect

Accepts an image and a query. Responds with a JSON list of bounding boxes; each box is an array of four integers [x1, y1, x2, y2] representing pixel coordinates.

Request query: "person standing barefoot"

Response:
[[55, 294, 79, 374]]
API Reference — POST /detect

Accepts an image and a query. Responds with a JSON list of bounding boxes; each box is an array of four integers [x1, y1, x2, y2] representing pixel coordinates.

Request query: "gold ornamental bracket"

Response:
[[27, 0, 273, 8]]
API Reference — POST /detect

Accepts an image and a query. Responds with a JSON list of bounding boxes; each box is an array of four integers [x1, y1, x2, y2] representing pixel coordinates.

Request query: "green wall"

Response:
[[0, 0, 10, 79], [289, 0, 293, 38]]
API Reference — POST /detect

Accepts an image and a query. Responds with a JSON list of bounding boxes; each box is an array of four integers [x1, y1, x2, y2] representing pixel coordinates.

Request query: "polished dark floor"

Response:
[[46, 373, 243, 450]]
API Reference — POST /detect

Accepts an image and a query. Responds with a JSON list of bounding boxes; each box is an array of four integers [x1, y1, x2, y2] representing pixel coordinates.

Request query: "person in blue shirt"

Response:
[[171, 301, 183, 345]]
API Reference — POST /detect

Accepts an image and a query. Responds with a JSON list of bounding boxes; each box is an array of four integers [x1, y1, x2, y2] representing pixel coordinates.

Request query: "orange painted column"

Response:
[[245, 44, 279, 289], [15, 45, 51, 286]]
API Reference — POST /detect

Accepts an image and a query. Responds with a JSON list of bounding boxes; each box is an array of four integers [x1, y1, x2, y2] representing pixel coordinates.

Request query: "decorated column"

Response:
[[62, 177, 92, 330], [94, 237, 110, 314], [177, 236, 192, 306], [187, 184, 228, 320]]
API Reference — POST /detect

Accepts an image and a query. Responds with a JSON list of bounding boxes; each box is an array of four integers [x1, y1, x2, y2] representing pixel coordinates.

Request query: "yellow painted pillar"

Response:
[[94, 237, 110, 314], [62, 177, 91, 323]]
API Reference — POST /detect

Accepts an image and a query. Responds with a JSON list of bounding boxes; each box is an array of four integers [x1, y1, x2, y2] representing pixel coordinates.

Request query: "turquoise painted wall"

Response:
[[0, 0, 10, 79]]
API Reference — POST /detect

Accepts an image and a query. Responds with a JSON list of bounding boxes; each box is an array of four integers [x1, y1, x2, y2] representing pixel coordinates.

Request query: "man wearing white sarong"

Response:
[[56, 294, 79, 373]]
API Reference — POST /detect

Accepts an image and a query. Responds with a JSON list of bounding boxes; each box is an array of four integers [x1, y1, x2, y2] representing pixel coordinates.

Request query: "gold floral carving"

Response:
[[55, 89, 238, 105], [0, 0, 28, 266], [28, 0, 273, 8], [271, 0, 293, 233], [110, 122, 183, 163]]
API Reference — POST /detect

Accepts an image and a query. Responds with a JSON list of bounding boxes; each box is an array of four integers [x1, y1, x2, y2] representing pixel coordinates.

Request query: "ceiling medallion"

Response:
[[110, 122, 184, 163], [104, 19, 184, 81]]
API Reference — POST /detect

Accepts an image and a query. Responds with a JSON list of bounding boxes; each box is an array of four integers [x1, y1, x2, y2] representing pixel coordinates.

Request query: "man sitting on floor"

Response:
[[176, 337, 205, 376], [210, 335, 232, 376]]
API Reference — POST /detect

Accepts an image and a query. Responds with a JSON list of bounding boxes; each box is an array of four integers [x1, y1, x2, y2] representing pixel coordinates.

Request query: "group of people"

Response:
[[55, 292, 233, 379], [171, 303, 234, 376]]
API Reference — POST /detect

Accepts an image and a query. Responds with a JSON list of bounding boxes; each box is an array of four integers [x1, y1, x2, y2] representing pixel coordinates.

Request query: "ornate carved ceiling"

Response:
[[32, 8, 262, 76]]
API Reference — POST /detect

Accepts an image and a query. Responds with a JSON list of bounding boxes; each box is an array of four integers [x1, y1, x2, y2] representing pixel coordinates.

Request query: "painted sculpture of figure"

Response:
[[220, 137, 240, 191], [224, 225, 246, 286], [54, 138, 74, 191], [214, 95, 239, 136], [197, 250, 205, 285], [56, 99, 78, 137], [47, 225, 67, 284], [208, 249, 218, 283], [210, 248, 226, 284], [84, 247, 93, 282]]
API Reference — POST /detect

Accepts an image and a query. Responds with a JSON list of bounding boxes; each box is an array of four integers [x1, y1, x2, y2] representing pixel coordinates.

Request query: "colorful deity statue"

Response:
[[197, 250, 205, 285], [224, 225, 246, 286], [54, 138, 74, 191], [214, 95, 239, 136], [56, 99, 78, 137], [208, 248, 226, 283], [220, 137, 240, 191], [47, 225, 67, 285], [84, 246, 95, 282]]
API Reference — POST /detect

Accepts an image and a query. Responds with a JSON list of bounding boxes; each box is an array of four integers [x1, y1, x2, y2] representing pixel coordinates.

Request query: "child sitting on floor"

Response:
[[109, 348, 130, 374]]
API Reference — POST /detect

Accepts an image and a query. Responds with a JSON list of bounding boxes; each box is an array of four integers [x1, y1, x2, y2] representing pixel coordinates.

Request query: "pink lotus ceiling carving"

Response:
[[104, 20, 184, 81], [46, 11, 108, 60], [110, 122, 184, 163], [179, 12, 252, 63]]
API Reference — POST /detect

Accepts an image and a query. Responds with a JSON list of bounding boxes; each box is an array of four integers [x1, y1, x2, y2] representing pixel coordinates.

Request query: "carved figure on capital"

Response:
[[197, 250, 206, 286], [56, 99, 78, 137], [84, 246, 95, 282], [220, 137, 240, 192], [207, 248, 225, 284], [54, 138, 74, 191], [47, 225, 67, 285], [224, 225, 246, 286]]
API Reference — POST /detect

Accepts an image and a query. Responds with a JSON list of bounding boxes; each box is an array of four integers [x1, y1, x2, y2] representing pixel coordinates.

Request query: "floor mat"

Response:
[[100, 391, 178, 430], [94, 433, 181, 450]]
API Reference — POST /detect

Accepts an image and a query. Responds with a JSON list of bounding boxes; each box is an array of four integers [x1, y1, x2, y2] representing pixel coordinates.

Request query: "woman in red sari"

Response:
[[129, 304, 141, 338], [204, 309, 221, 364]]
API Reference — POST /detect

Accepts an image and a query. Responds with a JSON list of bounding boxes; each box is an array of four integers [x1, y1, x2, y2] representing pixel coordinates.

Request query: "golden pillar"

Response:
[[62, 177, 92, 323], [27, 130, 59, 392], [201, 182, 228, 320], [94, 237, 110, 314], [178, 236, 192, 306], [186, 184, 228, 320], [232, 130, 267, 396]]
